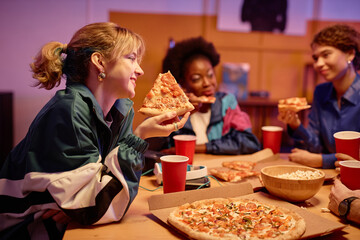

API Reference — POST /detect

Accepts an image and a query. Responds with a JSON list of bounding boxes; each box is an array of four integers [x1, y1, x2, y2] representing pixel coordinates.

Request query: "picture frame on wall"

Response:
[[219, 63, 250, 101], [217, 0, 313, 36]]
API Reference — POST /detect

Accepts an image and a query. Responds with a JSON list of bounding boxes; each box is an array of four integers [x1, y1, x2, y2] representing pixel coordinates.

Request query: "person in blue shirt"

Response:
[[278, 24, 360, 168]]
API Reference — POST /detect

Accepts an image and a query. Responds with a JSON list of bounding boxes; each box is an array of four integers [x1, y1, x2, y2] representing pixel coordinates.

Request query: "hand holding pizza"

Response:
[[134, 111, 190, 140], [185, 92, 216, 115], [277, 109, 301, 130], [136, 71, 193, 139], [185, 92, 203, 113], [277, 97, 310, 130]]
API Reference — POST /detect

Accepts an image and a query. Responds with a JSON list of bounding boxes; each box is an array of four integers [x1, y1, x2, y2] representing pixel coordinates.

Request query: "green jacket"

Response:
[[0, 82, 148, 239]]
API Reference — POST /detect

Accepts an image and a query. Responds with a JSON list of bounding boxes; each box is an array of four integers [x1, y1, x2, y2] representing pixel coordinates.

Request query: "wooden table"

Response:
[[64, 154, 360, 239]]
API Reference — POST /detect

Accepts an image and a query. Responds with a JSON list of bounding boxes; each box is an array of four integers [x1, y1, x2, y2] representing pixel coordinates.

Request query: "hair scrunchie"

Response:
[[55, 43, 68, 55]]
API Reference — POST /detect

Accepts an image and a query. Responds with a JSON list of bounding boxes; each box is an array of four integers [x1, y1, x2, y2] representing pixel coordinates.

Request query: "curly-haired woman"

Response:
[[155, 36, 260, 155], [278, 24, 360, 168]]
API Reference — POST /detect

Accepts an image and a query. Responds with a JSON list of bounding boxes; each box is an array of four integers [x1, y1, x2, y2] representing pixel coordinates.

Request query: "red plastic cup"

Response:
[[261, 126, 283, 154], [160, 155, 188, 194], [173, 135, 196, 165], [333, 131, 360, 160], [340, 160, 360, 190]]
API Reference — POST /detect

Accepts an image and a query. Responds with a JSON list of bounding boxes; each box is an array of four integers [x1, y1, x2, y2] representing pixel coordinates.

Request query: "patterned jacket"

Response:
[[0, 82, 148, 239], [165, 92, 261, 155]]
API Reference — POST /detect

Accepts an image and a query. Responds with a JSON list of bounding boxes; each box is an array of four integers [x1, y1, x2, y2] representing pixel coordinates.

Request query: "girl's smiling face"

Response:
[[105, 50, 144, 99]]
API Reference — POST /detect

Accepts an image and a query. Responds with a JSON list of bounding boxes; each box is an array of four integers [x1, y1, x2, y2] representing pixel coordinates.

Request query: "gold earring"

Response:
[[98, 72, 106, 81]]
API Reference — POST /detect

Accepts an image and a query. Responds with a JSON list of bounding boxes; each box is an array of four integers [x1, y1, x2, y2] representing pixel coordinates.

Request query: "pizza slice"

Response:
[[278, 97, 311, 113], [186, 92, 216, 104], [222, 160, 256, 171], [209, 167, 259, 183], [192, 95, 216, 104], [139, 71, 195, 116]]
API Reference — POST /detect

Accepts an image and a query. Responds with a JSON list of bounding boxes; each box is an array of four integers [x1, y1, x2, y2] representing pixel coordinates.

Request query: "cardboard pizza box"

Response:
[[195, 149, 337, 190], [195, 149, 283, 189], [148, 183, 345, 239]]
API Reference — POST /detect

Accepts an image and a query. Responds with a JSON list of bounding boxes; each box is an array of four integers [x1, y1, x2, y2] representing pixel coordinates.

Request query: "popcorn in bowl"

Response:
[[276, 169, 323, 180], [261, 165, 325, 202]]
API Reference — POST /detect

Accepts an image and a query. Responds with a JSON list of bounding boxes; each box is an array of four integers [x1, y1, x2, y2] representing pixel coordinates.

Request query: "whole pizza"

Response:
[[168, 198, 306, 240]]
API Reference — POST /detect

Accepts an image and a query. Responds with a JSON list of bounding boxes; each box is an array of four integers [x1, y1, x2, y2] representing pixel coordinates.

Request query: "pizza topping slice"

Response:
[[222, 160, 256, 171], [210, 160, 259, 183], [198, 95, 216, 103], [189, 95, 216, 104], [139, 71, 195, 116], [278, 97, 311, 112], [209, 168, 259, 183]]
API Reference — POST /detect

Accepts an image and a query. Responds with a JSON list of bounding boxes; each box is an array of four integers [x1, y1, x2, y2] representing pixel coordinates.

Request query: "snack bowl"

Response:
[[261, 165, 325, 202]]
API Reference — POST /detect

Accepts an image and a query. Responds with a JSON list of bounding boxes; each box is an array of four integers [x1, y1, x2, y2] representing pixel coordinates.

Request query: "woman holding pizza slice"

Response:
[[154, 36, 260, 155], [0, 22, 189, 239], [278, 24, 360, 168]]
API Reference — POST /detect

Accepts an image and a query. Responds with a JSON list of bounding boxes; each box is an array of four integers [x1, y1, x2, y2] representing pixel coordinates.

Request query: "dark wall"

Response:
[[0, 92, 13, 166]]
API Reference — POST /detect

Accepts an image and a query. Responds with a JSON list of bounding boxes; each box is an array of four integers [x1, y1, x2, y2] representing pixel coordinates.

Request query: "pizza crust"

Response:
[[278, 104, 311, 113], [168, 198, 306, 240], [138, 105, 191, 117]]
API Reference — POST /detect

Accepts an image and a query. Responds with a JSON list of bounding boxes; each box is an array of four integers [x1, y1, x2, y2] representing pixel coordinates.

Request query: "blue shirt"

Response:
[[289, 74, 360, 168]]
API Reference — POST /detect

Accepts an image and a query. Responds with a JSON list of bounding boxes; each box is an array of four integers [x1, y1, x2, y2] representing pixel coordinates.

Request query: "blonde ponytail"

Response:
[[30, 41, 66, 90], [30, 23, 145, 87]]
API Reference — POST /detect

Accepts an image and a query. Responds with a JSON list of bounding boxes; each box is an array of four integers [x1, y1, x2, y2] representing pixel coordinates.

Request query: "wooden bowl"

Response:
[[261, 165, 325, 202]]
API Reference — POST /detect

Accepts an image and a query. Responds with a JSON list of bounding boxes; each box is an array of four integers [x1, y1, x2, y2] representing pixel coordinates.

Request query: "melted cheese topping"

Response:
[[174, 200, 297, 239], [278, 97, 308, 106], [142, 72, 189, 110]]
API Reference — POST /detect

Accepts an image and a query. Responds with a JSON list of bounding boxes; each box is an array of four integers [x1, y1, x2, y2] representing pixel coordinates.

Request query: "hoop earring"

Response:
[[98, 72, 106, 81]]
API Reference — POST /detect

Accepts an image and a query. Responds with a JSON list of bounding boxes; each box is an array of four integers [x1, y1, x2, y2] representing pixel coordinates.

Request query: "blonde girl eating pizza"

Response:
[[0, 22, 189, 239], [278, 24, 360, 168]]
